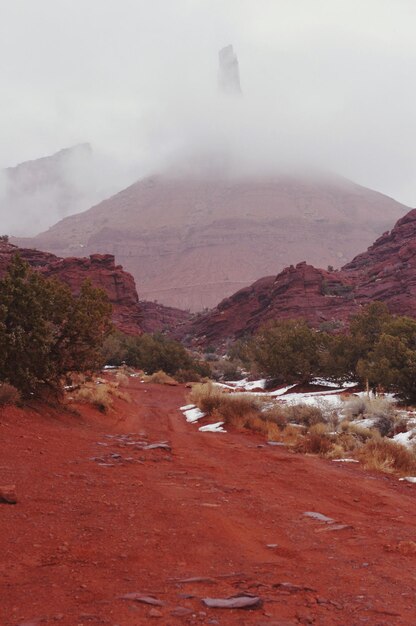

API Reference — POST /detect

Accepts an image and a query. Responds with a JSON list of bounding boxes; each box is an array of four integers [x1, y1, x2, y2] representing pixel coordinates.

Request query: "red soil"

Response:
[[1, 378, 416, 626]]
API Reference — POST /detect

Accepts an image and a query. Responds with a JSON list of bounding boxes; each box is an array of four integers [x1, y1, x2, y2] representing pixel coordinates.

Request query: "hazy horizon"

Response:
[[1, 0, 416, 235]]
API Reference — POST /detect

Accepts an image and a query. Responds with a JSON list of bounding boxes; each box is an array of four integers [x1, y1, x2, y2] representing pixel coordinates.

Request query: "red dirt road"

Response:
[[1, 378, 416, 626]]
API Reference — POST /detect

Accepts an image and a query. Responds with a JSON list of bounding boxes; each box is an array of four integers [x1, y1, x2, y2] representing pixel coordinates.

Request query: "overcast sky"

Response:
[[1, 0, 416, 207]]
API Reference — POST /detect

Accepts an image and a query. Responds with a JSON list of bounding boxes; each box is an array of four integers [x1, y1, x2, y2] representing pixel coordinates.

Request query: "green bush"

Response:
[[0, 255, 112, 398], [101, 330, 210, 378]]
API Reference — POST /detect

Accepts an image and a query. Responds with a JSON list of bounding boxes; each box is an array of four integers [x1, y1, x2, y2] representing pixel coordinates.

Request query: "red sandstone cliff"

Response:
[[0, 242, 190, 335], [179, 208, 416, 346], [15, 174, 409, 311]]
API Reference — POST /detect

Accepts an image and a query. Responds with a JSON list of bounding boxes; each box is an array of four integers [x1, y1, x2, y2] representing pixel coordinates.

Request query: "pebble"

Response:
[[0, 484, 17, 504]]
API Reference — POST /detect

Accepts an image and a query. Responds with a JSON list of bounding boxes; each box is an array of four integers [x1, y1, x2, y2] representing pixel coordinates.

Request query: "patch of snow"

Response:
[[312, 378, 343, 388], [180, 404, 195, 411], [199, 422, 226, 433], [215, 382, 237, 390], [280, 392, 344, 408], [219, 378, 267, 391], [183, 407, 206, 423], [399, 476, 416, 483], [332, 458, 359, 463], [351, 417, 377, 429], [393, 430, 416, 447], [240, 379, 267, 391]]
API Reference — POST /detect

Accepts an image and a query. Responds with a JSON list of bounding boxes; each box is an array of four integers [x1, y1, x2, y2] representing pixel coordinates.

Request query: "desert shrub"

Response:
[[189, 382, 225, 414], [115, 371, 129, 386], [342, 396, 399, 436], [246, 319, 322, 384], [261, 405, 289, 429], [0, 255, 112, 398], [358, 438, 416, 474], [342, 395, 368, 418], [189, 382, 261, 424], [280, 424, 305, 446], [295, 423, 333, 456], [211, 358, 245, 381], [281, 403, 325, 427], [101, 330, 210, 380], [174, 369, 202, 383], [143, 370, 178, 385], [0, 383, 21, 406], [72, 381, 130, 413]]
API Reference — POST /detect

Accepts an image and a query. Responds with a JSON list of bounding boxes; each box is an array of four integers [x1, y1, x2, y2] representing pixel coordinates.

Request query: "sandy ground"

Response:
[[1, 377, 416, 626]]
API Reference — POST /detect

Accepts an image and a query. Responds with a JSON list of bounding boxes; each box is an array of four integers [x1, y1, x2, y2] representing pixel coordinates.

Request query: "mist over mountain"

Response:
[[18, 172, 409, 311], [1, 0, 416, 222]]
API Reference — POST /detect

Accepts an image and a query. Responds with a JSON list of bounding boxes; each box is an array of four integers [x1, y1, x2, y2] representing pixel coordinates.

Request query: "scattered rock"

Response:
[[170, 607, 193, 616], [303, 511, 334, 523], [202, 595, 262, 609], [142, 442, 171, 451], [273, 582, 316, 594], [315, 524, 353, 533], [174, 576, 216, 584], [148, 608, 163, 618], [0, 484, 17, 504], [119, 593, 165, 606]]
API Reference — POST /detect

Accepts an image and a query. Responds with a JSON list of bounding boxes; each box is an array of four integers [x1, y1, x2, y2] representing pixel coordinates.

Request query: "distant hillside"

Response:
[[16, 174, 409, 311], [178, 208, 416, 346], [1, 144, 94, 236]]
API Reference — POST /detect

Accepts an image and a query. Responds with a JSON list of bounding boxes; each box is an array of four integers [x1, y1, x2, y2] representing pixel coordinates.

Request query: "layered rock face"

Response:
[[0, 242, 143, 334], [16, 174, 409, 311], [179, 208, 416, 345]]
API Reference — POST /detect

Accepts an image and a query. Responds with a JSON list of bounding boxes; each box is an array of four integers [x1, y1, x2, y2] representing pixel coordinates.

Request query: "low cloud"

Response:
[[1, 0, 415, 236]]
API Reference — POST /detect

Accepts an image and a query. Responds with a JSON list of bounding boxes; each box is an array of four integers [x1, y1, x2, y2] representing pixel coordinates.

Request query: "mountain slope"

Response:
[[179, 208, 416, 345], [16, 174, 409, 311], [1, 144, 93, 236]]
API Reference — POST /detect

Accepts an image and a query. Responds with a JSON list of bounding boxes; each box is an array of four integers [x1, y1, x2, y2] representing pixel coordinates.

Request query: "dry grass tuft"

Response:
[[189, 382, 260, 423], [358, 438, 416, 474], [280, 424, 305, 447], [143, 370, 178, 385], [281, 403, 325, 428], [295, 422, 333, 455], [0, 383, 21, 406], [115, 371, 130, 386], [72, 381, 130, 413]]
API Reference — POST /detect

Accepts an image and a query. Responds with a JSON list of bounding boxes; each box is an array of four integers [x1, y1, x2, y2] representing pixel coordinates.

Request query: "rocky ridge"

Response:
[[0, 241, 189, 335], [179, 208, 416, 345], [15, 174, 409, 311]]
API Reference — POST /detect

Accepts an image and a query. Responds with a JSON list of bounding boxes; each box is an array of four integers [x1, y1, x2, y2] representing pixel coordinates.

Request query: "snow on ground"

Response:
[[351, 417, 378, 429], [269, 384, 297, 397], [279, 390, 345, 408], [183, 407, 206, 423], [312, 378, 358, 389], [199, 422, 226, 433], [393, 430, 416, 448]]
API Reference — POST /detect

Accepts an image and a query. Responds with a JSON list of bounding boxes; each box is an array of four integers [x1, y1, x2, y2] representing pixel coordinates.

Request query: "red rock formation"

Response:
[[16, 174, 409, 311], [0, 241, 191, 336], [179, 208, 416, 346], [0, 242, 142, 334]]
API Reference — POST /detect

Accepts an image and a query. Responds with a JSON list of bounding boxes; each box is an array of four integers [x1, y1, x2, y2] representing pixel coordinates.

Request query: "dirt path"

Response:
[[1, 378, 416, 626]]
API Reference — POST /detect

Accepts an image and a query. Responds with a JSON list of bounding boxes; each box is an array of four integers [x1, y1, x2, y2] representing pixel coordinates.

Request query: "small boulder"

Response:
[[0, 484, 17, 504]]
